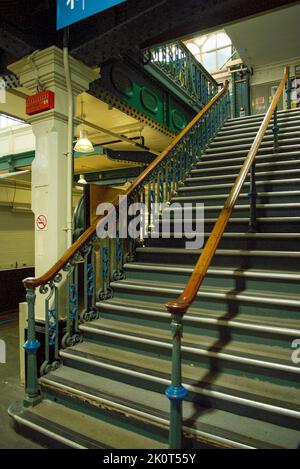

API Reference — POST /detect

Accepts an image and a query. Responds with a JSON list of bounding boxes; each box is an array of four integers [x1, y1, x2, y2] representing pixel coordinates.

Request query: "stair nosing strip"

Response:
[[111, 279, 300, 307], [136, 247, 300, 259], [97, 301, 300, 337], [58, 350, 300, 414], [9, 412, 87, 449], [178, 178, 300, 192], [185, 168, 300, 183], [125, 262, 300, 280], [173, 191, 300, 201], [76, 326, 300, 373], [191, 159, 300, 174], [40, 376, 253, 449]]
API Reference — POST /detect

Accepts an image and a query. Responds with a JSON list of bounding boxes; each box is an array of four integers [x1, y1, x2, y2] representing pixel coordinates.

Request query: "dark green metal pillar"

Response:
[[23, 288, 41, 407]]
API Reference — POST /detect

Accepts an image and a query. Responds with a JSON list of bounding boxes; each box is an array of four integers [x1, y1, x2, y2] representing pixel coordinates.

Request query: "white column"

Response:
[[9, 47, 99, 319]]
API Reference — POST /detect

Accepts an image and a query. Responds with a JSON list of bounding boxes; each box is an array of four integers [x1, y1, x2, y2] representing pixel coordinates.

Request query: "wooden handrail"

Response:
[[23, 81, 229, 289], [166, 66, 290, 315]]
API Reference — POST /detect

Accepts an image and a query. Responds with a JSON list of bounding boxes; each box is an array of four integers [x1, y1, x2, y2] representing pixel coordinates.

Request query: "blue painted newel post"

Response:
[[23, 288, 41, 406], [166, 313, 188, 449]]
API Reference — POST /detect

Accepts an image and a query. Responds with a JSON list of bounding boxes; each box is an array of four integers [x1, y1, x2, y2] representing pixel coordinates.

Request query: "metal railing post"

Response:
[[286, 78, 292, 110], [166, 313, 188, 449], [273, 106, 279, 152], [23, 288, 41, 406], [248, 161, 258, 232]]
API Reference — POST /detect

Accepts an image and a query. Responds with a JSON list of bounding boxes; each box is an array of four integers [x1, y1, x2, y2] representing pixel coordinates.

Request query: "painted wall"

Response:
[[0, 124, 34, 158], [250, 58, 300, 87], [0, 206, 34, 271], [250, 58, 300, 114]]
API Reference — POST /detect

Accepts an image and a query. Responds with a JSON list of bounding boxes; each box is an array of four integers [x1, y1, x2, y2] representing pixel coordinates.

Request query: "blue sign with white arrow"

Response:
[[57, 0, 126, 30]]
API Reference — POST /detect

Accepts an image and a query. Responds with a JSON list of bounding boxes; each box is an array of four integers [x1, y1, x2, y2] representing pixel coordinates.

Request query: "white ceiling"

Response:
[[225, 4, 300, 68]]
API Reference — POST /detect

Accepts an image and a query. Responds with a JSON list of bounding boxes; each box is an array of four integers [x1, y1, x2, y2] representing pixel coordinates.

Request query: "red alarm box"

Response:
[[26, 90, 55, 116]]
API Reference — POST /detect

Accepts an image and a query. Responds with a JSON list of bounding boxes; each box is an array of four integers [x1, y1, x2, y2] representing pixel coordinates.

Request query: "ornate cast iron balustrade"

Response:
[[22, 81, 230, 429], [144, 42, 218, 109]]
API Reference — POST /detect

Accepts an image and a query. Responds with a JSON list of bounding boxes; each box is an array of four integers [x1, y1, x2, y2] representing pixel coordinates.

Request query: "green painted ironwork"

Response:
[[23, 288, 41, 406], [146, 42, 218, 111], [90, 55, 196, 135], [22, 85, 231, 446]]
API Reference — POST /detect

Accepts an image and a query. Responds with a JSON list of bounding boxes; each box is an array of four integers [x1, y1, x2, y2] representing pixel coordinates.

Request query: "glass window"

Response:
[[216, 32, 231, 48], [186, 43, 200, 55], [216, 46, 232, 69], [202, 36, 217, 52], [0, 114, 25, 129], [202, 52, 217, 72], [184, 29, 232, 73], [195, 36, 207, 47]]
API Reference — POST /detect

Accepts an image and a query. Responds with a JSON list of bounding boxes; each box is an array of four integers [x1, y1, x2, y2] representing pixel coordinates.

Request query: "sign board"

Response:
[[57, 0, 126, 30], [36, 214, 48, 231], [26, 90, 55, 116]]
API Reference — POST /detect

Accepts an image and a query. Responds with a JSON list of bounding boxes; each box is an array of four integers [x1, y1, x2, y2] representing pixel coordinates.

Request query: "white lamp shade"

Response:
[[78, 174, 87, 185], [74, 129, 94, 153]]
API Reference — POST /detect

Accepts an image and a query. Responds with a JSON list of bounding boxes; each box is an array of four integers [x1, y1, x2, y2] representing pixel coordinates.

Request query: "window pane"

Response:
[[194, 36, 207, 47], [216, 47, 232, 69], [186, 42, 199, 55], [202, 35, 217, 52], [202, 52, 217, 72], [216, 32, 231, 48]]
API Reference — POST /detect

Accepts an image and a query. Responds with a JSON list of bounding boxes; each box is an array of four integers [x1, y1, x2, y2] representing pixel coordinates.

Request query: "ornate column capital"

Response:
[[8, 46, 99, 96]]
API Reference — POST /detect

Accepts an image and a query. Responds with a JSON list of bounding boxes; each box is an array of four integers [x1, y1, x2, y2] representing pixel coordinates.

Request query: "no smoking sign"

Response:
[[36, 213, 48, 231]]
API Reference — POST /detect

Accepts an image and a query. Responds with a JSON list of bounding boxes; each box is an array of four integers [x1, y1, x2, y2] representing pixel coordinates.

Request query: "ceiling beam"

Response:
[[71, 0, 300, 66]]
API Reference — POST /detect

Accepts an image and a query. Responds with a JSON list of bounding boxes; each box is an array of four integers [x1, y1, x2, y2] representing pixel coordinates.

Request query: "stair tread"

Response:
[[40, 365, 300, 449], [192, 158, 300, 174], [178, 178, 300, 192], [124, 262, 300, 279], [173, 192, 300, 201], [98, 295, 300, 334], [197, 153, 300, 167], [211, 134, 300, 146], [170, 202, 300, 210], [227, 109, 300, 123], [12, 399, 166, 449], [136, 246, 300, 258], [204, 144, 300, 157], [80, 313, 298, 365], [57, 342, 300, 412], [161, 233, 300, 238], [186, 168, 300, 183]]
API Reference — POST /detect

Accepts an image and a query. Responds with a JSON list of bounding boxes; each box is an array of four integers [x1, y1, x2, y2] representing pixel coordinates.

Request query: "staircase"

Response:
[[10, 106, 300, 449]]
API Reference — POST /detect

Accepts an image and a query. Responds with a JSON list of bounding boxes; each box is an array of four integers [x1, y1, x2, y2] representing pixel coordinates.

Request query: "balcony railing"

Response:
[[144, 42, 219, 110]]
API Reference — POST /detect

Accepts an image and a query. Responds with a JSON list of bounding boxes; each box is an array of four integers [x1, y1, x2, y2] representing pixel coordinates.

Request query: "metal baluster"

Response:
[[127, 193, 138, 262], [40, 282, 60, 375], [98, 236, 112, 300], [165, 162, 173, 203], [249, 161, 258, 232], [81, 240, 98, 321], [273, 106, 279, 152], [286, 77, 292, 110]]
